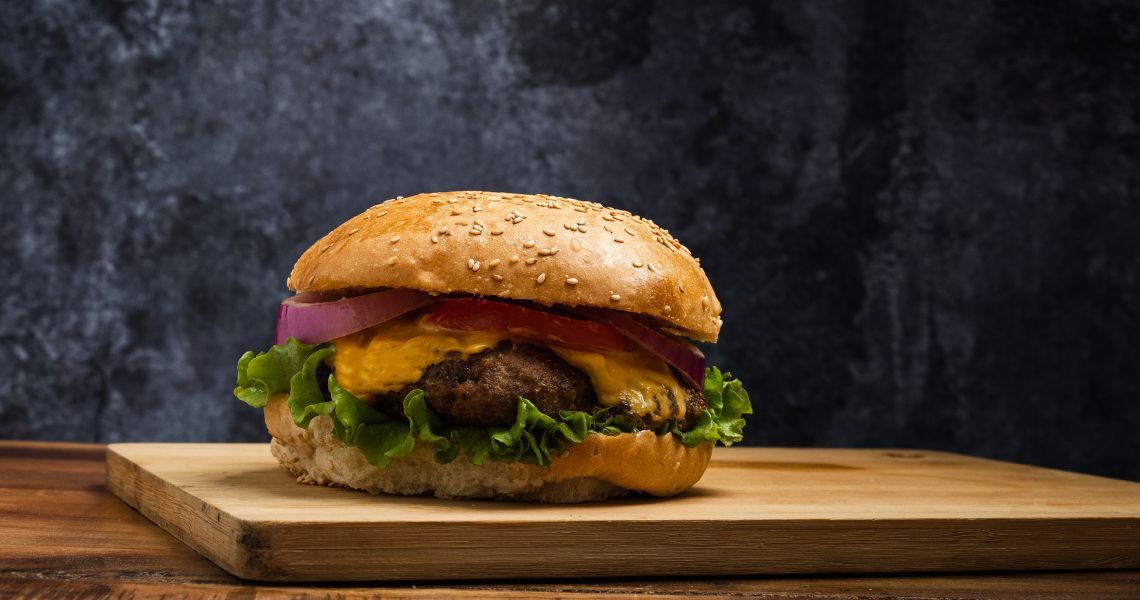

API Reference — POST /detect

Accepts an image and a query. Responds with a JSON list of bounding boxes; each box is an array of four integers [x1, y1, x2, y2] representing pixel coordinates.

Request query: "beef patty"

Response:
[[368, 342, 706, 429], [371, 342, 595, 426]]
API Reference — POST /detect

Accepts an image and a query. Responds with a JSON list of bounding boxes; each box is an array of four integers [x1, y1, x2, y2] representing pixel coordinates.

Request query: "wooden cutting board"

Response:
[[106, 443, 1140, 582]]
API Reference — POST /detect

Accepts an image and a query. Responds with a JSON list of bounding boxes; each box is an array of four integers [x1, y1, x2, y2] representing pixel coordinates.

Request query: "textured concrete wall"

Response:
[[1, 1, 1138, 480]]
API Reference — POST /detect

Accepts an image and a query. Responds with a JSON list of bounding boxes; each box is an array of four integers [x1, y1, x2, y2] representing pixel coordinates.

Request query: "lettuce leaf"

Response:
[[234, 338, 324, 408], [234, 338, 753, 469], [671, 366, 752, 447]]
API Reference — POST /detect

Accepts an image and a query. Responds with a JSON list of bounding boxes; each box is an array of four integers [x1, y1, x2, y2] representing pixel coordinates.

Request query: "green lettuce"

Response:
[[235, 338, 752, 469], [670, 366, 752, 446]]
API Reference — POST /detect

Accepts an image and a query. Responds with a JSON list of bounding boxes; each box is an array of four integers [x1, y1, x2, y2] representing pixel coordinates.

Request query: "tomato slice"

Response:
[[427, 299, 635, 352]]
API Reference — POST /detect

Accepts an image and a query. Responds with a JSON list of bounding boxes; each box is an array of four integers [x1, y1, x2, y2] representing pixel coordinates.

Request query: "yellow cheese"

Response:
[[548, 346, 688, 422], [330, 316, 505, 397], [330, 316, 687, 421]]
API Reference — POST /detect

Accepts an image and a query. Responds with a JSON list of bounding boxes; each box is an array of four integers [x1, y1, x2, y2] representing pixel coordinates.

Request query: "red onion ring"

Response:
[[275, 288, 435, 345], [573, 307, 706, 389]]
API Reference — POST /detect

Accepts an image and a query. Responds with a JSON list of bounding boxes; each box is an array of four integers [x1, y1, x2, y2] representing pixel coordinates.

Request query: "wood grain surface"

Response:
[[4, 441, 1140, 599], [104, 442, 1140, 582]]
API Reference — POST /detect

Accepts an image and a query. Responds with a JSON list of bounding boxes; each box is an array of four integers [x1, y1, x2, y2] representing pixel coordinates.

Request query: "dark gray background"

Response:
[[2, 1, 1138, 480]]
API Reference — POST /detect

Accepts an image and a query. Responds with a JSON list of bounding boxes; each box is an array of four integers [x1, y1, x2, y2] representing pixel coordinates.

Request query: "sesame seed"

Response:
[[566, 277, 578, 285], [320, 244, 332, 254], [614, 237, 624, 243], [510, 255, 520, 264], [633, 260, 644, 268], [602, 214, 614, 222], [390, 235, 400, 244], [473, 205, 482, 212], [550, 247, 559, 255], [574, 206, 588, 213], [451, 209, 462, 216], [490, 229, 503, 235], [386, 256, 398, 266], [431, 235, 439, 244], [624, 227, 634, 236], [577, 219, 586, 226], [542, 229, 555, 237], [538, 248, 551, 256], [563, 223, 574, 230], [536, 273, 546, 284], [492, 274, 503, 282], [610, 294, 621, 302], [469, 228, 481, 235], [678, 282, 685, 293], [663, 305, 672, 313], [488, 259, 501, 268], [525, 258, 537, 265], [438, 226, 449, 235], [349, 227, 360, 235], [467, 258, 481, 272], [523, 240, 536, 248], [571, 238, 582, 251]]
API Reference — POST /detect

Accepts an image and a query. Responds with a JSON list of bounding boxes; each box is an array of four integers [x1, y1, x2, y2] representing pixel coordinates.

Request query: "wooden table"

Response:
[[3, 441, 1139, 599]]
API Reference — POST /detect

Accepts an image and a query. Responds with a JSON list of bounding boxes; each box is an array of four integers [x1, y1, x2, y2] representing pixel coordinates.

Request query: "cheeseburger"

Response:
[[235, 191, 750, 502]]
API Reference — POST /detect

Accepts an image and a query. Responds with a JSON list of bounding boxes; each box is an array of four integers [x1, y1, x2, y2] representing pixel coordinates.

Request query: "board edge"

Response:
[[105, 443, 280, 581]]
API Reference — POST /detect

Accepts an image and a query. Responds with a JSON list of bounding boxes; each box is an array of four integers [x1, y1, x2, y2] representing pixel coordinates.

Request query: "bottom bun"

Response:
[[264, 395, 712, 502]]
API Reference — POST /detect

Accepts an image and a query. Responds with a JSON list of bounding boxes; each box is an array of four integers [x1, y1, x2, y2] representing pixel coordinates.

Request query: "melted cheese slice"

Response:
[[329, 316, 686, 421], [330, 316, 505, 397], [548, 346, 688, 422]]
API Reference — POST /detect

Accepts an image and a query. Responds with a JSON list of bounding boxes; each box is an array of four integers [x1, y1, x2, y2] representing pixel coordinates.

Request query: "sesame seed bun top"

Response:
[[288, 191, 723, 342]]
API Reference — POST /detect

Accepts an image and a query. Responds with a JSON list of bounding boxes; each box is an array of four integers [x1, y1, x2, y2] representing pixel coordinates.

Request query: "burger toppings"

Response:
[[277, 293, 706, 388], [236, 336, 750, 469], [324, 303, 699, 425]]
